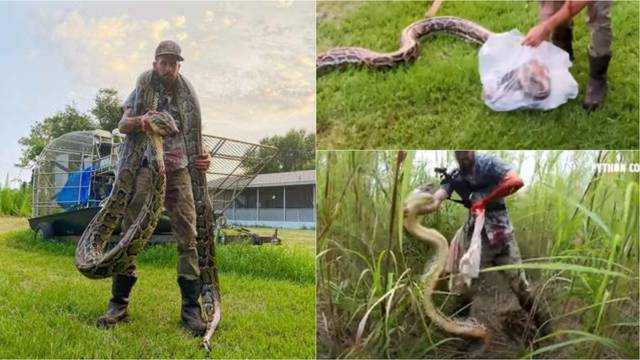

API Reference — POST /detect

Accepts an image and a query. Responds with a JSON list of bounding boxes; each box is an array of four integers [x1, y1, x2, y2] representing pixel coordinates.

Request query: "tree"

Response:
[[91, 88, 123, 132], [249, 129, 315, 174], [17, 105, 97, 167]]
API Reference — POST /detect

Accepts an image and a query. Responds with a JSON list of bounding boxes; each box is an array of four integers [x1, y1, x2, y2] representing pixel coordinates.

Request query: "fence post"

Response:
[[256, 187, 260, 222], [283, 186, 286, 222]]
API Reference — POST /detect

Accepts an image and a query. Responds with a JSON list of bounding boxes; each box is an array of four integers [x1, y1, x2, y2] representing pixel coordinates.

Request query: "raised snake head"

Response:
[[147, 111, 179, 137], [146, 111, 179, 178], [404, 185, 438, 217]]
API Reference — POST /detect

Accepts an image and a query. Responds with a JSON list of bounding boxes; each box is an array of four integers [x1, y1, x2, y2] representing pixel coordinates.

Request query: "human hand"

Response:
[[194, 152, 211, 172], [140, 111, 159, 133], [522, 23, 551, 47], [423, 196, 441, 214]]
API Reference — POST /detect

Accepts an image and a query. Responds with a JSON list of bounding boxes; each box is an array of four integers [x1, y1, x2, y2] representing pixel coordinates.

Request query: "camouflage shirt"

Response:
[[123, 81, 189, 173], [440, 154, 514, 247]]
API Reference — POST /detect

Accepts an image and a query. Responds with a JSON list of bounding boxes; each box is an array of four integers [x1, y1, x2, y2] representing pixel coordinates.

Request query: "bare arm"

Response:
[[546, 1, 590, 30], [522, 0, 590, 47], [118, 108, 155, 134]]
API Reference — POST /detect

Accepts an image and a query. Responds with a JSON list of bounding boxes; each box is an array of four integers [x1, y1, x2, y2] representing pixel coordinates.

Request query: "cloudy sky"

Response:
[[0, 1, 315, 186]]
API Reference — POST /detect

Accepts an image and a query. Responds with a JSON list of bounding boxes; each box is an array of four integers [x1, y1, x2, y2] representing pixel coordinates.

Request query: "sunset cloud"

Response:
[[173, 15, 186, 28], [42, 1, 314, 143]]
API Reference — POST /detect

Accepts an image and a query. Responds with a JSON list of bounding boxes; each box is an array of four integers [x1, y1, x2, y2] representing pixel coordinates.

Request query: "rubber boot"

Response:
[[583, 53, 612, 111], [551, 26, 574, 61], [96, 274, 137, 329], [178, 277, 207, 337]]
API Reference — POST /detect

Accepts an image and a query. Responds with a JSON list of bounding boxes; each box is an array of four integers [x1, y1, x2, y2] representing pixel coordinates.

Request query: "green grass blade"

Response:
[[481, 262, 629, 279]]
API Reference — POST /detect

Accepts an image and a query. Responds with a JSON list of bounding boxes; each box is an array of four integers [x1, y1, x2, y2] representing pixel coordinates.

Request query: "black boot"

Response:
[[96, 274, 137, 329], [552, 26, 574, 61], [178, 277, 207, 337], [584, 53, 612, 111]]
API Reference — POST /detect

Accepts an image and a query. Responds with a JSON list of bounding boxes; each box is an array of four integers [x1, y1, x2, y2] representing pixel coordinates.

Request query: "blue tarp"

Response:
[[55, 166, 93, 210]]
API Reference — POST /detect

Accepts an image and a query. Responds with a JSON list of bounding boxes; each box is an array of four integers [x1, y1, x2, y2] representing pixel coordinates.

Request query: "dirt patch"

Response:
[[0, 217, 28, 234], [447, 271, 537, 359]]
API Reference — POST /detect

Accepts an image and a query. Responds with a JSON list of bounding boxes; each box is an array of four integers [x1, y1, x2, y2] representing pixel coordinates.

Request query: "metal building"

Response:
[[211, 170, 316, 229]]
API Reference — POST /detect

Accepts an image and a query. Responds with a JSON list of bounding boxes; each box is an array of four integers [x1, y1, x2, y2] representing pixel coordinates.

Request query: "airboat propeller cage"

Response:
[[203, 135, 278, 216], [29, 130, 277, 236], [31, 130, 122, 218]]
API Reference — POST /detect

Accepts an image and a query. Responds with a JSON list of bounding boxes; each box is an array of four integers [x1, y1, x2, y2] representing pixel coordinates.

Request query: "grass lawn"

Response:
[[247, 227, 316, 251], [317, 1, 639, 150], [0, 217, 315, 358]]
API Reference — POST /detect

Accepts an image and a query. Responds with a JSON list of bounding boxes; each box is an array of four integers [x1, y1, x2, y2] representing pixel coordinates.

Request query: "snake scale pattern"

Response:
[[75, 70, 221, 350], [75, 112, 175, 279], [317, 16, 491, 74], [317, 16, 551, 100], [403, 188, 489, 350]]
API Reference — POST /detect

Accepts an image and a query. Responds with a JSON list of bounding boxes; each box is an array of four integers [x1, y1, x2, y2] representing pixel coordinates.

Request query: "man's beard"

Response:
[[459, 160, 474, 173], [159, 73, 179, 92], [161, 74, 178, 86]]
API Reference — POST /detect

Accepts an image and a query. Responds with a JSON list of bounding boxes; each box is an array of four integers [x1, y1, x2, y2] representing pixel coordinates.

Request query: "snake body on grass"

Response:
[[317, 16, 551, 100], [403, 188, 489, 349], [317, 16, 491, 74]]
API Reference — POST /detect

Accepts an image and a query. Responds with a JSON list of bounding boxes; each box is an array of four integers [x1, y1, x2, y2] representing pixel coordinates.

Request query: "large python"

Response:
[[403, 187, 489, 350], [75, 112, 176, 279], [317, 16, 551, 99], [75, 70, 221, 351]]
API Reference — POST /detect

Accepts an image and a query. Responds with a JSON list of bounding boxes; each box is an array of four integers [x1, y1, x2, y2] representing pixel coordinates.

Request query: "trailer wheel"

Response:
[[36, 223, 54, 240]]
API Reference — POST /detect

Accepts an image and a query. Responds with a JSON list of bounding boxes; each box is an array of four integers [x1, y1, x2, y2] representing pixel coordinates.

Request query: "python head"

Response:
[[147, 111, 179, 137], [403, 184, 438, 217], [520, 59, 551, 101]]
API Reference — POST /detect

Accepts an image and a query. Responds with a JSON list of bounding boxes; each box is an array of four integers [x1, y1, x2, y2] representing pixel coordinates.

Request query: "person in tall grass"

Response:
[[522, 0, 612, 111], [425, 151, 553, 337]]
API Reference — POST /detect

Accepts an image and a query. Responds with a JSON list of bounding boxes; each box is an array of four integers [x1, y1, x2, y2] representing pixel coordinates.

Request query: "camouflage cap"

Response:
[[155, 40, 184, 61]]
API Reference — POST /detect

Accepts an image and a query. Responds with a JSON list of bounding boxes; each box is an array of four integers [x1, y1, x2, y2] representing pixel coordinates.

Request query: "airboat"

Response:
[[28, 129, 279, 245]]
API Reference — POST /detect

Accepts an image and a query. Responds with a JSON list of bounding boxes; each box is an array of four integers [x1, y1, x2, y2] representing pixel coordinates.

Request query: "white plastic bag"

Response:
[[458, 212, 484, 287], [446, 225, 465, 291], [479, 30, 578, 111]]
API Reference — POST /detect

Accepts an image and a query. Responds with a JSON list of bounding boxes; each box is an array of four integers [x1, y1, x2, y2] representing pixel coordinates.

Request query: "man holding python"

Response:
[[425, 151, 553, 338], [96, 40, 212, 336]]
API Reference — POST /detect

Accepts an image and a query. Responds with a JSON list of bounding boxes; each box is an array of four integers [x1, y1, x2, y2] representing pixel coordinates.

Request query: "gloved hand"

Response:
[[469, 170, 524, 216], [470, 200, 486, 215]]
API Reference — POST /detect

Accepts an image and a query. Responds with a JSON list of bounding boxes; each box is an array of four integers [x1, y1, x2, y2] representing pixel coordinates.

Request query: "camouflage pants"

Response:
[[119, 167, 200, 280], [539, 0, 612, 57]]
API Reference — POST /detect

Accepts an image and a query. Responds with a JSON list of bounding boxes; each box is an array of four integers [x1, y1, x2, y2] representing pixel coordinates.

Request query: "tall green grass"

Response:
[[316, 150, 639, 359], [0, 176, 31, 217], [5, 230, 314, 285]]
